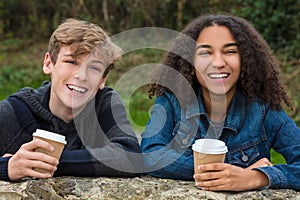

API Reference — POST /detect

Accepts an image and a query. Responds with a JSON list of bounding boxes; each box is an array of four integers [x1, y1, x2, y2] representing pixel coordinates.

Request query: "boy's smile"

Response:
[[67, 84, 88, 94]]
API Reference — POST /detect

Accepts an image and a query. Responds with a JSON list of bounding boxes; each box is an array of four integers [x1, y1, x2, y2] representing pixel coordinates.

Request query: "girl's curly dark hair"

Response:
[[148, 14, 292, 111]]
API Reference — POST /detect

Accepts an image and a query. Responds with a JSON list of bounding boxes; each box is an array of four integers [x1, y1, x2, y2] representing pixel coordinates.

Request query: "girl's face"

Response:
[[194, 25, 240, 99]]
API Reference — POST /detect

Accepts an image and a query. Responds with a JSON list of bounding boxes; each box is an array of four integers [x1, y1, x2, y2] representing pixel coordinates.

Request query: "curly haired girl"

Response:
[[141, 14, 300, 191]]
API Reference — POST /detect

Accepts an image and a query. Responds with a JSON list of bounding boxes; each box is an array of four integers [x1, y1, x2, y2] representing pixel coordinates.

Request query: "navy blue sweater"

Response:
[[0, 82, 143, 181]]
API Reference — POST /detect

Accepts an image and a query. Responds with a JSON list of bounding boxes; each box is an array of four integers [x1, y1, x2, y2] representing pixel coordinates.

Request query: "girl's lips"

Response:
[[67, 84, 87, 94]]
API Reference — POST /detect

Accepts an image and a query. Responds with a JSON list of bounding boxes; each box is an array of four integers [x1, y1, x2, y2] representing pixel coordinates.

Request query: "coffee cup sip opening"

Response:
[[32, 129, 67, 144], [192, 139, 227, 154]]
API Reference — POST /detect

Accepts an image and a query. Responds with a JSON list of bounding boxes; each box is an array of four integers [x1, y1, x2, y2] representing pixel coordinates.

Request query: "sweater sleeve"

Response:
[[0, 157, 11, 181], [55, 88, 143, 177], [0, 99, 20, 182]]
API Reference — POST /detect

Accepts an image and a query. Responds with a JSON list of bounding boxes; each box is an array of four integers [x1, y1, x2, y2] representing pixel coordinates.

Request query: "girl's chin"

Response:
[[207, 89, 227, 95]]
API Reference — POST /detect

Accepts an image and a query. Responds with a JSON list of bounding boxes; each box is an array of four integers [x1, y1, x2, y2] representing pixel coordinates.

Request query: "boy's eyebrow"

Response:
[[89, 60, 105, 66], [63, 53, 74, 57], [62, 54, 105, 66], [195, 42, 238, 50]]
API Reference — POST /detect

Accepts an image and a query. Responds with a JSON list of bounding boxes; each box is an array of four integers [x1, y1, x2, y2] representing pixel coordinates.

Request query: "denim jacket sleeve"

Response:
[[254, 108, 300, 190], [141, 94, 195, 180]]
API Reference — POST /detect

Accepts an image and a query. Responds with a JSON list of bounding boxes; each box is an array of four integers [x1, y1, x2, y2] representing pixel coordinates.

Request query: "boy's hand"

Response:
[[2, 153, 13, 157], [193, 161, 270, 191], [7, 139, 59, 181]]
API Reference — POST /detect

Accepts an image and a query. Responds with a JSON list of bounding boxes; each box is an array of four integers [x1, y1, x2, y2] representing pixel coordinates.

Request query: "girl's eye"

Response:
[[197, 50, 210, 56], [225, 49, 238, 54]]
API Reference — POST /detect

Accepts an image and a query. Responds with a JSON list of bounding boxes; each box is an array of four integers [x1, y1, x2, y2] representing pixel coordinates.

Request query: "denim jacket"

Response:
[[141, 88, 300, 190]]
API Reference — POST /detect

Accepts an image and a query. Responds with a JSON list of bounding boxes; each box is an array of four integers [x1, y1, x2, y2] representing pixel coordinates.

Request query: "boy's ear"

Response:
[[99, 77, 107, 90], [43, 53, 52, 75]]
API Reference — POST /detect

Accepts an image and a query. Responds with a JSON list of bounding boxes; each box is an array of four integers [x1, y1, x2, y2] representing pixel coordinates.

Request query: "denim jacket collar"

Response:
[[185, 88, 246, 135]]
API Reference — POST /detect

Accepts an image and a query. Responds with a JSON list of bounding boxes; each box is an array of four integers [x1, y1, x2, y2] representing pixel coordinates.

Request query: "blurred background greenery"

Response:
[[0, 0, 299, 164]]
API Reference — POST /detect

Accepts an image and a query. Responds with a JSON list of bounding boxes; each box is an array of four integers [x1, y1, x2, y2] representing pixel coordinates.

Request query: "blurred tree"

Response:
[[0, 0, 299, 58]]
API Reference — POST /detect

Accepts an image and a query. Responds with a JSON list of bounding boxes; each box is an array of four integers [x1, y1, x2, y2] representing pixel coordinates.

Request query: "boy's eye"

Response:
[[89, 66, 101, 72], [66, 60, 77, 65]]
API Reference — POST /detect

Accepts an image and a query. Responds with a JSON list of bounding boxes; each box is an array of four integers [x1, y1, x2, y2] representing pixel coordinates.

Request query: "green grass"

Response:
[[128, 87, 155, 134]]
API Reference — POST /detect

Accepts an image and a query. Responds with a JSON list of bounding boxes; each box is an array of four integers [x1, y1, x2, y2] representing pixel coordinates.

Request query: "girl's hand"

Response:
[[193, 162, 269, 191], [7, 139, 59, 181], [246, 158, 273, 169]]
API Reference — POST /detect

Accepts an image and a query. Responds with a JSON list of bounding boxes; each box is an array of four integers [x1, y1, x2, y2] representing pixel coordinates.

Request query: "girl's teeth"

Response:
[[208, 73, 229, 79]]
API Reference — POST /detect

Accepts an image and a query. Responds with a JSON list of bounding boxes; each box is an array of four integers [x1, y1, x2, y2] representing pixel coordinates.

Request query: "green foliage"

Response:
[[1, 0, 299, 59], [271, 149, 286, 164], [0, 40, 49, 100], [108, 49, 164, 134], [230, 0, 300, 59], [0, 64, 49, 99], [128, 88, 155, 134]]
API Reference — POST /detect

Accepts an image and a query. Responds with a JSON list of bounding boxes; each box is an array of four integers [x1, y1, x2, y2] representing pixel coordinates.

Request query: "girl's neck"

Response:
[[202, 89, 235, 122]]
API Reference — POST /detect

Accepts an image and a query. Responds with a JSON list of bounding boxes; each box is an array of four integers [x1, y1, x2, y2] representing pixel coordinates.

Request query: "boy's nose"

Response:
[[74, 66, 88, 81]]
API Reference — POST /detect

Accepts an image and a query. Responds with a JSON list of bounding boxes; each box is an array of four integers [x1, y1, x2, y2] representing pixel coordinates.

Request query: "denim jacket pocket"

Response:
[[172, 121, 195, 156], [227, 143, 261, 168]]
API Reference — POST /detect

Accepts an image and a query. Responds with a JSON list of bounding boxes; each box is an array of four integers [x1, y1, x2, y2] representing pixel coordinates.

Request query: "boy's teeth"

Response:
[[208, 73, 229, 79], [68, 85, 86, 93]]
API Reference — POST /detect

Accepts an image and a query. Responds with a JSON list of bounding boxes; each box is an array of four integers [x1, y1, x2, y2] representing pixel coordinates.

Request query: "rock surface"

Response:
[[0, 176, 299, 200]]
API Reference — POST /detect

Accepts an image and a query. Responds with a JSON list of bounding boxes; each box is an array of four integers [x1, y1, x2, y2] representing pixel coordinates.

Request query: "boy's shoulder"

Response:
[[95, 86, 121, 102]]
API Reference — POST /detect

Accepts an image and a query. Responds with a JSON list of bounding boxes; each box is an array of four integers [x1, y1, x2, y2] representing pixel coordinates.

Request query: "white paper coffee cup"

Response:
[[32, 129, 67, 175], [192, 139, 228, 174]]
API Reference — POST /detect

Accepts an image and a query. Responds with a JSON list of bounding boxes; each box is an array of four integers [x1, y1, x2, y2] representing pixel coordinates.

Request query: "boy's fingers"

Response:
[[23, 139, 54, 152]]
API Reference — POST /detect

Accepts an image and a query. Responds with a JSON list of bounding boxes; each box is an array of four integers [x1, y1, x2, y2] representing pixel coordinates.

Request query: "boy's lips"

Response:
[[67, 84, 87, 94]]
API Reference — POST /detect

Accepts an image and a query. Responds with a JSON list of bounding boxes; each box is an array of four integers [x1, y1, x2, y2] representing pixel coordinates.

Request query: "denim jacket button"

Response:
[[182, 138, 188, 145], [242, 155, 249, 162]]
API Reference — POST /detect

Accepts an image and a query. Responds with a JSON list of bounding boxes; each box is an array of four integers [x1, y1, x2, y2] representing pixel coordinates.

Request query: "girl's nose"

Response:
[[212, 52, 226, 68]]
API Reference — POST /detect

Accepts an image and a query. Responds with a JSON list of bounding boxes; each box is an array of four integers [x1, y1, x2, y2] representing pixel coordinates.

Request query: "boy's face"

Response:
[[43, 45, 107, 119]]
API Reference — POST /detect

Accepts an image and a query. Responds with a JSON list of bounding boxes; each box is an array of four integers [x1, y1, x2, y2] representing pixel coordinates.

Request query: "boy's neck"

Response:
[[48, 99, 82, 123]]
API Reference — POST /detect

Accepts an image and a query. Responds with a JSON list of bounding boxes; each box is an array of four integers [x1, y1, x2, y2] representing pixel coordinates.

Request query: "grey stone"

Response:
[[0, 176, 299, 200]]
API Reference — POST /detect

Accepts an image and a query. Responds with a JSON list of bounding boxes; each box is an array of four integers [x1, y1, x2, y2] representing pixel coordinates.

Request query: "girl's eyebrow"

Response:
[[195, 44, 211, 50], [195, 42, 238, 50], [224, 43, 238, 48]]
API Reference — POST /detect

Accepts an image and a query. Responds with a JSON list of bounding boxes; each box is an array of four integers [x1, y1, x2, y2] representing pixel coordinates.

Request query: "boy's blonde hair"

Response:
[[48, 18, 122, 77]]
